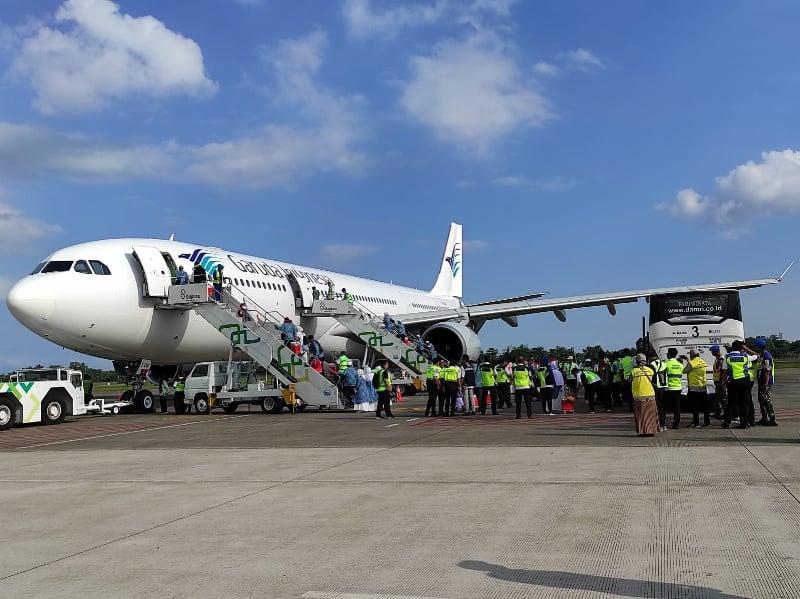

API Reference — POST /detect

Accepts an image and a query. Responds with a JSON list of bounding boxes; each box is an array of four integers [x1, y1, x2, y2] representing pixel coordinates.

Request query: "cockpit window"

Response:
[[74, 260, 91, 274], [41, 261, 73, 273], [89, 260, 112, 275], [30, 262, 46, 275]]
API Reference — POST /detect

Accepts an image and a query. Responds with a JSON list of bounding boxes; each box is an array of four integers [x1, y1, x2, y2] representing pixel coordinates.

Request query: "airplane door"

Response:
[[133, 246, 172, 298], [285, 272, 310, 308]]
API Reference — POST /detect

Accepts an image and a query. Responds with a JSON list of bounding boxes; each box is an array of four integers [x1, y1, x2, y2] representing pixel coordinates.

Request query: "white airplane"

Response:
[[4, 222, 789, 382]]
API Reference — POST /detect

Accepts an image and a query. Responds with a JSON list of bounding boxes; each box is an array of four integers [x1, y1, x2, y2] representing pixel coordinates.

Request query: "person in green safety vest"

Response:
[[494, 360, 512, 409], [610, 353, 623, 407], [342, 288, 354, 307], [425, 359, 442, 417], [212, 264, 224, 301], [580, 361, 601, 413], [512, 358, 533, 419], [374, 360, 393, 419], [619, 348, 635, 412], [663, 348, 684, 429], [174, 377, 187, 414], [724, 340, 758, 429], [478, 362, 497, 415], [441, 363, 461, 417]]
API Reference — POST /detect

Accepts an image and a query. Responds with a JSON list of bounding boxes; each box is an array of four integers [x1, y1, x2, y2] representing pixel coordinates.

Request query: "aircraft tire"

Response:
[[0, 397, 14, 430], [42, 397, 66, 425], [136, 390, 155, 413]]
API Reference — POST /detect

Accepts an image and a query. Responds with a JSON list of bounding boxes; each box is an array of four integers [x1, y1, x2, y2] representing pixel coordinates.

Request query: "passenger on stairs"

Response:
[[312, 286, 321, 301], [326, 280, 336, 299], [174, 265, 189, 285], [275, 317, 297, 346], [308, 335, 324, 361]]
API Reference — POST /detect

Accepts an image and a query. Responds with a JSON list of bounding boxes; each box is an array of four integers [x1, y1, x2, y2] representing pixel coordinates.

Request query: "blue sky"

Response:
[[0, 0, 798, 371]]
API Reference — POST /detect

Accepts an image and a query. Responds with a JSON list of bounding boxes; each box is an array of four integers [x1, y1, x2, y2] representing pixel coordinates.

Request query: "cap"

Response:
[[689, 348, 699, 356], [709, 345, 720, 352], [754, 338, 767, 348], [636, 353, 647, 364]]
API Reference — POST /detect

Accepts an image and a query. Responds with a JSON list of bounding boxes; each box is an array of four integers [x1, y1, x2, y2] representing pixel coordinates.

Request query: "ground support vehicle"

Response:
[[0, 367, 92, 431], [180, 360, 286, 415]]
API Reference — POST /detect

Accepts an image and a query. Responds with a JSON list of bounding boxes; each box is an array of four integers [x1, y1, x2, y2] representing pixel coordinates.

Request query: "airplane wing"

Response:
[[392, 268, 792, 328]]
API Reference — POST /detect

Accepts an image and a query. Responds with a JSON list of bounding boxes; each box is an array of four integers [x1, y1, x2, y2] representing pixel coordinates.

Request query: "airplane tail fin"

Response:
[[430, 222, 463, 298]]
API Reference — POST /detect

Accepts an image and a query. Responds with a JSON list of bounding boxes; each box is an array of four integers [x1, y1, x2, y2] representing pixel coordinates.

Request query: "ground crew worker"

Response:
[[753, 338, 777, 426], [725, 340, 758, 429], [478, 362, 497, 415], [374, 360, 393, 419], [212, 264, 224, 301], [494, 361, 512, 409], [563, 356, 578, 397], [337, 351, 349, 374], [710, 345, 727, 422], [425, 360, 442, 417], [610, 353, 623, 407], [158, 378, 170, 414], [441, 362, 461, 417], [663, 348, 684, 429], [536, 358, 555, 414], [174, 377, 187, 414], [649, 351, 668, 431], [580, 364, 601, 413], [512, 358, 533, 419], [619, 348, 635, 412], [342, 288, 354, 307]]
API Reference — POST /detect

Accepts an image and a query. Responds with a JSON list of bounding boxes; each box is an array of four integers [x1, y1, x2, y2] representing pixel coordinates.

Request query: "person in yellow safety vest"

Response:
[[478, 362, 497, 415], [619, 348, 635, 412], [494, 360, 512, 409], [425, 359, 442, 417], [710, 345, 727, 422], [512, 358, 533, 419], [680, 348, 709, 427], [630, 353, 658, 437], [374, 360, 393, 419], [342, 288, 354, 307], [663, 348, 684, 429], [212, 264, 224, 301], [724, 340, 758, 429], [648, 351, 668, 432], [174, 377, 187, 414], [441, 363, 461, 417]]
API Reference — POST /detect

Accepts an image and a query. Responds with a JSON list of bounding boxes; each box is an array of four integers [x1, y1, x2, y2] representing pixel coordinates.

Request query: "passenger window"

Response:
[[74, 260, 92, 274], [89, 260, 112, 275]]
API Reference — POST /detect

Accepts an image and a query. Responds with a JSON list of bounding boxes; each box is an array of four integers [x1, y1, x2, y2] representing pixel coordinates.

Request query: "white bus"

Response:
[[648, 291, 744, 391]]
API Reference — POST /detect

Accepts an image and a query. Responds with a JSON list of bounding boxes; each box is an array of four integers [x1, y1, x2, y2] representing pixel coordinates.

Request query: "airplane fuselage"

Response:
[[7, 239, 461, 365]]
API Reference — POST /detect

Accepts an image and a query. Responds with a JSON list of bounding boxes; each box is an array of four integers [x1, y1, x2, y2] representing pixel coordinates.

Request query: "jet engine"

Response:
[[421, 322, 481, 363]]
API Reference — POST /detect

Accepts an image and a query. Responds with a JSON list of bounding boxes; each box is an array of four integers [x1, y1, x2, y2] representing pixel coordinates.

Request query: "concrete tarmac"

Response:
[[2, 378, 800, 598]]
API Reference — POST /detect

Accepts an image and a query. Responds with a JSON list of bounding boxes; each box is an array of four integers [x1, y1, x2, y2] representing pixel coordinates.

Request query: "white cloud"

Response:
[[561, 48, 604, 71], [401, 32, 553, 151], [342, 0, 447, 40], [0, 30, 366, 188], [658, 150, 800, 228], [463, 239, 489, 251], [492, 175, 574, 191], [12, 0, 216, 114], [533, 61, 559, 76], [0, 202, 62, 255], [494, 176, 528, 186]]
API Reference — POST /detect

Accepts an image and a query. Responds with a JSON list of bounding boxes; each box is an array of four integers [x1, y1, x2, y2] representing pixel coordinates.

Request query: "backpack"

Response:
[[372, 370, 386, 389]]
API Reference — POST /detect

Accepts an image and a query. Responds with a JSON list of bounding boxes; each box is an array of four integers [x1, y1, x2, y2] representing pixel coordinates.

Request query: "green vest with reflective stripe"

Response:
[[426, 365, 440, 380], [495, 367, 509, 384], [513, 365, 530, 388], [175, 380, 185, 392], [620, 355, 634, 378], [442, 365, 459, 382], [213, 269, 223, 284], [583, 369, 600, 384], [664, 359, 683, 390], [726, 353, 749, 381], [376, 369, 391, 392], [650, 359, 667, 389], [480, 366, 495, 387]]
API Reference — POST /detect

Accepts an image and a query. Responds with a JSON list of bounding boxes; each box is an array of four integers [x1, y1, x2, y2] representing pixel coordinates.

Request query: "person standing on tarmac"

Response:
[[478, 362, 497, 415], [425, 359, 442, 417], [536, 357, 555, 415], [374, 360, 393, 419], [513, 358, 533, 419], [753, 338, 778, 426], [648, 351, 668, 432], [494, 360, 512, 410], [174, 377, 187, 414], [441, 362, 461, 417], [710, 345, 727, 421], [663, 348, 684, 429], [619, 348, 635, 412], [682, 348, 710, 427], [461, 357, 477, 416], [158, 378, 170, 414], [724, 340, 758, 429]]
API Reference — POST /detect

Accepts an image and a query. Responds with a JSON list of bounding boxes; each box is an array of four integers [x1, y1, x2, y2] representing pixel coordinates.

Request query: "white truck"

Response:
[[0, 367, 89, 431], [180, 360, 286, 415]]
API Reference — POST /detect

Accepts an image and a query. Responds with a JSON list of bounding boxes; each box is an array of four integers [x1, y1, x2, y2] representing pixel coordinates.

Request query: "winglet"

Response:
[[777, 261, 794, 281], [430, 222, 463, 297]]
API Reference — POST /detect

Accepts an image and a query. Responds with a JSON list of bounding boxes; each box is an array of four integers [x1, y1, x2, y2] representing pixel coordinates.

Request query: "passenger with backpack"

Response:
[[373, 360, 393, 419]]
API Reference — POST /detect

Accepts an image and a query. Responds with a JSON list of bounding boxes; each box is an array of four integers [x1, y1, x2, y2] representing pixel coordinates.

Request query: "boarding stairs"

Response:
[[167, 283, 339, 407], [307, 298, 433, 379]]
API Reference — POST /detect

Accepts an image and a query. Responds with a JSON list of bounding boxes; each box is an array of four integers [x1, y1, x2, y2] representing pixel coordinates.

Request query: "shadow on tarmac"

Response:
[[459, 560, 749, 599]]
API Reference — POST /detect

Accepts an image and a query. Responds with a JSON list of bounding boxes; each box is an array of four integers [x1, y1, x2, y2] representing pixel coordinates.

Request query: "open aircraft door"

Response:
[[286, 272, 311, 309], [133, 245, 173, 298]]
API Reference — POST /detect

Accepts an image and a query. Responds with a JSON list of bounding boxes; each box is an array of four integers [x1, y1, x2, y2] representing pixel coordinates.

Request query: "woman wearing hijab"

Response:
[[629, 353, 659, 436]]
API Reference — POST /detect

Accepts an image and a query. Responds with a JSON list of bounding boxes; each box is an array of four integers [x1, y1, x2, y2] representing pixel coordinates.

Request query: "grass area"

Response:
[[776, 360, 800, 369], [89, 382, 157, 393]]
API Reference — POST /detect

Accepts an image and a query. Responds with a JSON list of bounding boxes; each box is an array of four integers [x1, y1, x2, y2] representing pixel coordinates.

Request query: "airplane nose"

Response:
[[6, 276, 55, 327]]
